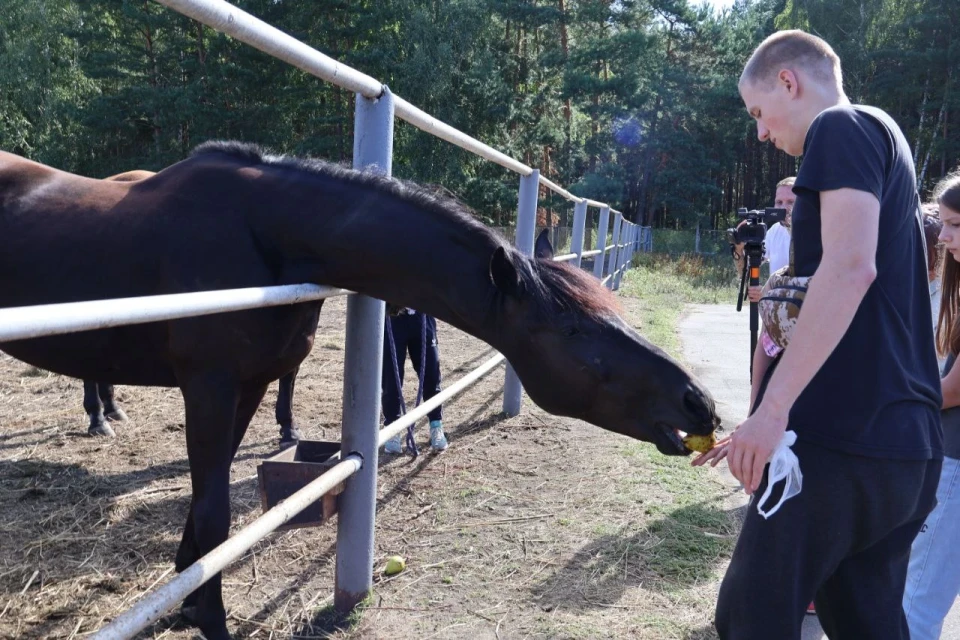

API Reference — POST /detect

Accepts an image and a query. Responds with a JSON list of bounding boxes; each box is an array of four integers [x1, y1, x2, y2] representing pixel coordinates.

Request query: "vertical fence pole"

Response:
[[620, 222, 636, 280], [593, 206, 611, 279], [607, 212, 622, 290], [618, 223, 632, 286], [336, 86, 394, 614], [570, 200, 587, 268], [503, 170, 539, 417]]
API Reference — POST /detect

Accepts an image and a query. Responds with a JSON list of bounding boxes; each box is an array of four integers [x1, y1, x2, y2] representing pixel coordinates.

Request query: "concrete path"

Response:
[[678, 303, 960, 640]]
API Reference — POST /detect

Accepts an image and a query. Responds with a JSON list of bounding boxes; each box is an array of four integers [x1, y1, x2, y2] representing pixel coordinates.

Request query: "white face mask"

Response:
[[756, 430, 803, 519]]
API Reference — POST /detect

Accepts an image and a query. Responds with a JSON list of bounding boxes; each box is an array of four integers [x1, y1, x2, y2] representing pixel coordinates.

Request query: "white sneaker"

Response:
[[429, 421, 448, 452], [384, 435, 403, 454]]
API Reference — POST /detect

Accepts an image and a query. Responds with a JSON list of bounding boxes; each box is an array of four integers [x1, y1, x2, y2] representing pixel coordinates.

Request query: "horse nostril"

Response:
[[683, 387, 714, 425]]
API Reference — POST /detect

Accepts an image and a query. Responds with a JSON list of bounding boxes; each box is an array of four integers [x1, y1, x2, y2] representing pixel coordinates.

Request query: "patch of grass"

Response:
[[21, 366, 48, 377], [615, 268, 738, 594], [618, 443, 735, 589], [619, 253, 741, 357], [644, 505, 734, 585], [305, 592, 373, 635]]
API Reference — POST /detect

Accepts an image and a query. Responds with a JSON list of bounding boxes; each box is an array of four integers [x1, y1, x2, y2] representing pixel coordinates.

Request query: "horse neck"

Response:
[[257, 174, 513, 349]]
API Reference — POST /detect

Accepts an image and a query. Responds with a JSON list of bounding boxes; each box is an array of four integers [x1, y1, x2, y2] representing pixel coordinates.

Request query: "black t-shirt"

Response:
[[757, 105, 942, 460]]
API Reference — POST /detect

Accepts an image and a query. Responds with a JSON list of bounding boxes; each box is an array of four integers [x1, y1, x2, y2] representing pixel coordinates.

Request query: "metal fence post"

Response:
[[336, 86, 394, 614], [608, 212, 622, 290], [570, 200, 587, 268], [503, 169, 539, 417], [593, 206, 610, 279], [613, 219, 633, 289], [617, 223, 632, 287]]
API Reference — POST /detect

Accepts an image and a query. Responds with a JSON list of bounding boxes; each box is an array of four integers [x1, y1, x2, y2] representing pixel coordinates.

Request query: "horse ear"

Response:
[[534, 229, 554, 260], [490, 247, 522, 298]]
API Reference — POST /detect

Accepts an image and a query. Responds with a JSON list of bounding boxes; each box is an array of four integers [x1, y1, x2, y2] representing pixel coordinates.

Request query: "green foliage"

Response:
[[1, 0, 957, 225]]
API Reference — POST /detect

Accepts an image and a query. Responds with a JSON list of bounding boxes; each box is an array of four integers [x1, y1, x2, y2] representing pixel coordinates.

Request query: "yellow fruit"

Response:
[[682, 433, 717, 453], [384, 555, 406, 575]]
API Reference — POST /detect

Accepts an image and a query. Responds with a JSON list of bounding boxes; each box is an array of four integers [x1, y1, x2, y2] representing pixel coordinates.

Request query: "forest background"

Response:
[[2, 0, 957, 231]]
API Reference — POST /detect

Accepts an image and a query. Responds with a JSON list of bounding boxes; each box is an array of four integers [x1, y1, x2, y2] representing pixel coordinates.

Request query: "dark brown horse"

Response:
[[0, 141, 718, 640], [80, 170, 304, 446]]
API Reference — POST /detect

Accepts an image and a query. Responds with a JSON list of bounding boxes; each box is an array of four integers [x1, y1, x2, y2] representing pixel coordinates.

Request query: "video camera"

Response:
[[727, 206, 787, 383], [726, 207, 787, 248]]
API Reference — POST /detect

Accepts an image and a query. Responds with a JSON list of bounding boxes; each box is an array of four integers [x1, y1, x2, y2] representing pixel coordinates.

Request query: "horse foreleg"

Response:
[[176, 373, 239, 640], [99, 383, 129, 423], [83, 380, 115, 437], [176, 377, 267, 640], [276, 367, 302, 449]]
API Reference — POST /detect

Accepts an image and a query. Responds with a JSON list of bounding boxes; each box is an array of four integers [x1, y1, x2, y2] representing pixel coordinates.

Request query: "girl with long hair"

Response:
[[904, 171, 960, 640]]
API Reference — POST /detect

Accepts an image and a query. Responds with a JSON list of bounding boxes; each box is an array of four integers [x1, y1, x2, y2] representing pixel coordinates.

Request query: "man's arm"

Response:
[[726, 188, 879, 493]]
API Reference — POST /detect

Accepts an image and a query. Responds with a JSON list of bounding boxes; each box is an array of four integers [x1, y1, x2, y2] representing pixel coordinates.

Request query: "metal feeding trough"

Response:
[[256, 440, 345, 531]]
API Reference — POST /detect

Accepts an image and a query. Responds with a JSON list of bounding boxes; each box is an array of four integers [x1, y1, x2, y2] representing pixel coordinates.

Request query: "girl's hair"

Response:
[[936, 172, 960, 357]]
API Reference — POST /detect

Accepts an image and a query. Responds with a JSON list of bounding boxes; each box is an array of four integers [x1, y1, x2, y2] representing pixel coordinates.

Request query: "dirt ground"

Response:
[[0, 295, 737, 640]]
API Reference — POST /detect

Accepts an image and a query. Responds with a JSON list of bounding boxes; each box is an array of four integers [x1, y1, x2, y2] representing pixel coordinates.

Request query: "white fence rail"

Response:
[[0, 285, 348, 343]]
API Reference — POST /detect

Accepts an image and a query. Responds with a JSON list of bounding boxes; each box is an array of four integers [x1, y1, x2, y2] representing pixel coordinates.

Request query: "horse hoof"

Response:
[[279, 424, 302, 449], [88, 423, 116, 437], [105, 409, 129, 422], [181, 606, 232, 640], [180, 604, 198, 625]]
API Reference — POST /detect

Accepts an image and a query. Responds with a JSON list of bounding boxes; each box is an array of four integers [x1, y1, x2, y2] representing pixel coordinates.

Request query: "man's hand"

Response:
[[747, 285, 762, 303], [726, 402, 789, 494]]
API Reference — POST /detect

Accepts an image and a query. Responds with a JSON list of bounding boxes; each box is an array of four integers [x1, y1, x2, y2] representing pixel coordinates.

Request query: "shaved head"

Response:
[[740, 30, 842, 93]]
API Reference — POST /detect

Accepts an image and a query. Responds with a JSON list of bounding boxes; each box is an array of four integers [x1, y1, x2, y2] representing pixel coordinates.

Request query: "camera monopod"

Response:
[[736, 241, 765, 382]]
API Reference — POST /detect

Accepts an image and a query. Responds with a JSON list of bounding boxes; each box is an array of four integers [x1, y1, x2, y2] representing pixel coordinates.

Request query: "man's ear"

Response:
[[778, 69, 799, 97], [534, 229, 555, 260], [490, 247, 522, 297]]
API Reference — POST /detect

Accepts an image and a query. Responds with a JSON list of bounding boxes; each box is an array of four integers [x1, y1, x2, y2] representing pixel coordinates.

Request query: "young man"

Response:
[[733, 176, 797, 302], [696, 30, 943, 639]]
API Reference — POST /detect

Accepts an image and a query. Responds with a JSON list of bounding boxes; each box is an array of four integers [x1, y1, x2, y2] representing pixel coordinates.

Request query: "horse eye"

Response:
[[561, 326, 580, 338]]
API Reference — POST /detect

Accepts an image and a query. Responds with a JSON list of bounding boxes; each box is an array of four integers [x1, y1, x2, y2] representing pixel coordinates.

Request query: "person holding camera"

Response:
[[695, 30, 942, 639], [732, 177, 796, 303]]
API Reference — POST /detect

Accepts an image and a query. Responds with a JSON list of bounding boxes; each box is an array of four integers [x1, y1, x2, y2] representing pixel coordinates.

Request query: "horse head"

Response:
[[489, 230, 719, 455]]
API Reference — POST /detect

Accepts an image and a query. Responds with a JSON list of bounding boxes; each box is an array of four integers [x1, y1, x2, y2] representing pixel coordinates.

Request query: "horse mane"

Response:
[[518, 258, 622, 320], [190, 140, 490, 237], [190, 140, 621, 322]]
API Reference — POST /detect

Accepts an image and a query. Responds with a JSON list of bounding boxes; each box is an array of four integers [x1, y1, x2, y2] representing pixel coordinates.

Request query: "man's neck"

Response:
[[798, 87, 851, 142]]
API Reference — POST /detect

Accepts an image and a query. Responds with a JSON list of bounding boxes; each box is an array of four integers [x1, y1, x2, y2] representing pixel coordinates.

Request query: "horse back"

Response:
[[0, 151, 320, 387], [105, 169, 156, 183]]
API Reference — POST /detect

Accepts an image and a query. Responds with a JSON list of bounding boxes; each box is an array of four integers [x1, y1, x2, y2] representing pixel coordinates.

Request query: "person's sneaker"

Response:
[[429, 420, 448, 452], [806, 602, 816, 615], [384, 435, 403, 454]]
